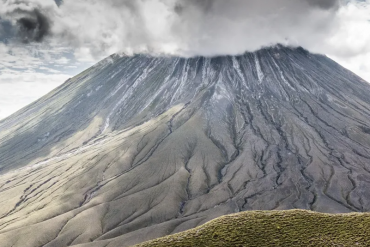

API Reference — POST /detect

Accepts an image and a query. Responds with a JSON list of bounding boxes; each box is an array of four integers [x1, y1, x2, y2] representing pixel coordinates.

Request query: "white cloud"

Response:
[[0, 71, 69, 120], [54, 56, 70, 65], [0, 0, 343, 57], [0, 42, 90, 120], [326, 0, 370, 82], [52, 0, 341, 57], [2, 0, 370, 60]]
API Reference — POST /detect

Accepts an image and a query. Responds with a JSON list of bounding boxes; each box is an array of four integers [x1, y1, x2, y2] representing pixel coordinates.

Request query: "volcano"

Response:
[[1, 45, 370, 247]]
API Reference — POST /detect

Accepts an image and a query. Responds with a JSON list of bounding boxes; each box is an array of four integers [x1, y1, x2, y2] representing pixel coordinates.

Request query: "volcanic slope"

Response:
[[1, 46, 370, 247]]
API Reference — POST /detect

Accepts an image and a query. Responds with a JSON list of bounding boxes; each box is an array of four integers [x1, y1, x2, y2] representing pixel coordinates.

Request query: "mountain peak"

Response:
[[1, 46, 370, 246]]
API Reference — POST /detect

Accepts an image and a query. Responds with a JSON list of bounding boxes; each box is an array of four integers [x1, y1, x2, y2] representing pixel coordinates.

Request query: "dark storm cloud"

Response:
[[16, 9, 51, 43], [0, 1, 56, 43]]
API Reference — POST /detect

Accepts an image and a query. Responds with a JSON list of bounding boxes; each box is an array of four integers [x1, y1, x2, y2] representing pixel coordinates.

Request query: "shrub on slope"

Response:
[[134, 210, 370, 247]]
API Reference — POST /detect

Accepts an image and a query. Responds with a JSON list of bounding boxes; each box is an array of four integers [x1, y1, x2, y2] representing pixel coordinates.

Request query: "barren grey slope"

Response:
[[1, 46, 370, 247]]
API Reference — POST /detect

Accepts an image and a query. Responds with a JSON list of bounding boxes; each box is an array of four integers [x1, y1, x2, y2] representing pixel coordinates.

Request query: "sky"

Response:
[[0, 0, 370, 120]]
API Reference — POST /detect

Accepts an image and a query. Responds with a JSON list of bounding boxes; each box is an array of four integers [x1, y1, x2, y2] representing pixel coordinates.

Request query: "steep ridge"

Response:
[[1, 46, 370, 246]]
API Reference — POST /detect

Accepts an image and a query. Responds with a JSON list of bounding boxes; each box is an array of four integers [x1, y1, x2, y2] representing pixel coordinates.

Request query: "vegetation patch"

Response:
[[134, 210, 370, 247]]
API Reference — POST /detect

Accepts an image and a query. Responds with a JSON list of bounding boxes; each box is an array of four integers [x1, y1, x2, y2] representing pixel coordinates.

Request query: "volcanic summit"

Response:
[[1, 45, 370, 246]]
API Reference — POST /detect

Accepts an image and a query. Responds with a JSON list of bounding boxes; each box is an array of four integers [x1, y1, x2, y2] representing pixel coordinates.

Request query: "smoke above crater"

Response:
[[0, 0, 368, 59]]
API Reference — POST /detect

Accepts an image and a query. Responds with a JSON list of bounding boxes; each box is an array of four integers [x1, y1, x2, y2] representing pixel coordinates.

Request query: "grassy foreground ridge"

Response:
[[134, 210, 370, 247]]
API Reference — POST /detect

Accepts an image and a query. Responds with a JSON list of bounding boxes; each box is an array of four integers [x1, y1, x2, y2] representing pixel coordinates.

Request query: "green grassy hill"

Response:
[[134, 210, 370, 247]]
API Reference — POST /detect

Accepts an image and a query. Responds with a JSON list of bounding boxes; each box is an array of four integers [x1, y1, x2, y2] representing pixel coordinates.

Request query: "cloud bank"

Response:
[[1, 0, 369, 60], [0, 0, 345, 57], [1, 0, 370, 79]]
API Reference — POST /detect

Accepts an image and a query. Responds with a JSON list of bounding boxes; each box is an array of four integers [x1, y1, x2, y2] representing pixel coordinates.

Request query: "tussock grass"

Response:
[[134, 210, 370, 247]]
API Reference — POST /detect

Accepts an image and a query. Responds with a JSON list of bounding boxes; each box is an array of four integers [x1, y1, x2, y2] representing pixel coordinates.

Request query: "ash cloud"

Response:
[[0, 0, 365, 59], [164, 0, 341, 56]]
